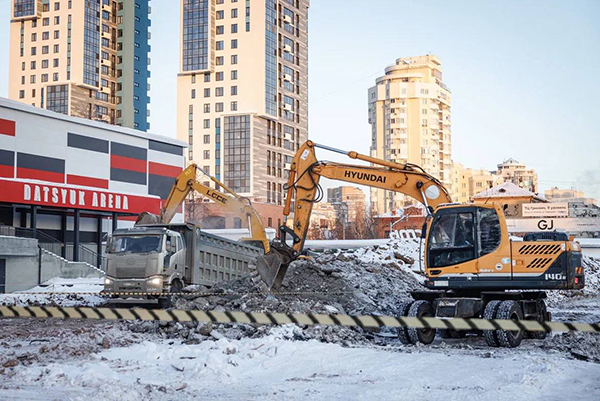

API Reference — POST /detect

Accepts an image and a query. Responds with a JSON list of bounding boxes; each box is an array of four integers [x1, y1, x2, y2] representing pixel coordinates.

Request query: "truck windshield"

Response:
[[108, 235, 162, 254]]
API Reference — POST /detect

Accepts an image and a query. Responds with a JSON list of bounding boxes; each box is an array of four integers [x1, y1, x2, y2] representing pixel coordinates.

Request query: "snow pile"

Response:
[[582, 255, 600, 294], [0, 277, 106, 307]]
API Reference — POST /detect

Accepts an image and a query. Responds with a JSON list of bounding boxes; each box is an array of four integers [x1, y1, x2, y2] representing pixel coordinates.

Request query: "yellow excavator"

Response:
[[256, 140, 585, 348], [137, 163, 270, 252]]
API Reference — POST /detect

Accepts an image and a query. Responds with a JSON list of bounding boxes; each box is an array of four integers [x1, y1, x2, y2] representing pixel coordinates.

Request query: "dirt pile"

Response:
[[130, 240, 424, 344]]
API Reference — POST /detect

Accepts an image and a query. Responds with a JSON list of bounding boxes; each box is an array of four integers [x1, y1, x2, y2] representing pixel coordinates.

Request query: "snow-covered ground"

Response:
[[0, 321, 599, 401], [0, 277, 105, 307]]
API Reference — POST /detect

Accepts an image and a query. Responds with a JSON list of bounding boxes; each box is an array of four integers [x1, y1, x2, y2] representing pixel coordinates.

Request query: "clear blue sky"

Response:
[[0, 1, 598, 198]]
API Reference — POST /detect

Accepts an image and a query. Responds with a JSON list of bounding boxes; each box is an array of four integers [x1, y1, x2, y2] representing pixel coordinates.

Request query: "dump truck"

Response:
[[103, 164, 268, 305], [103, 223, 262, 306]]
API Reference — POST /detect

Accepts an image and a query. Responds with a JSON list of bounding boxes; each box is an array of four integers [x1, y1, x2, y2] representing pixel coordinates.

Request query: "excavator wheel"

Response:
[[483, 300, 502, 347], [407, 300, 436, 345], [528, 300, 549, 340], [496, 300, 524, 348], [396, 300, 414, 345]]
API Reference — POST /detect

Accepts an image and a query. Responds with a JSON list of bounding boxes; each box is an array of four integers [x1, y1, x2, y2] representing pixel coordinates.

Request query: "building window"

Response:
[[216, 10, 224, 19], [216, 72, 223, 81], [231, 24, 238, 33], [182, 0, 210, 71], [231, 101, 237, 111], [43, 18, 49, 26], [42, 32, 49, 40], [203, 150, 210, 159], [31, 33, 37, 42], [54, 1, 60, 10], [41, 45, 48, 54], [204, 73, 210, 82], [223, 115, 250, 192], [216, 25, 224, 34], [204, 135, 210, 144], [216, 40, 223, 50], [231, 39, 238, 49], [191, 89, 196, 99], [53, 73, 59, 81], [231, 55, 238, 64], [203, 103, 210, 113], [41, 74, 48, 82], [30, 75, 35, 84], [53, 58, 59, 67], [19, 90, 24, 99], [54, 30, 59, 39], [204, 88, 210, 97], [54, 16, 60, 25], [204, 119, 210, 128], [46, 84, 69, 115], [216, 87, 223, 97], [231, 8, 238, 18], [31, 47, 36, 56], [231, 86, 237, 95], [216, 102, 223, 112], [216, 56, 223, 66]]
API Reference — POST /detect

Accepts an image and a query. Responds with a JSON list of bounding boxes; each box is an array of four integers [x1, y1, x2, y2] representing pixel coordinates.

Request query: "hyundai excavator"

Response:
[[256, 141, 585, 348]]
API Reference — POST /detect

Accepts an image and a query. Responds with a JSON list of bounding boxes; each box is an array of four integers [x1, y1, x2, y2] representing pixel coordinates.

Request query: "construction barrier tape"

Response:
[[7, 290, 353, 297], [0, 305, 599, 333]]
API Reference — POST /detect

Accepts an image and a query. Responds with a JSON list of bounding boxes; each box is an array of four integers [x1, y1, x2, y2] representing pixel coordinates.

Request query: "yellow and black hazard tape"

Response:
[[0, 305, 599, 333], [9, 290, 353, 297]]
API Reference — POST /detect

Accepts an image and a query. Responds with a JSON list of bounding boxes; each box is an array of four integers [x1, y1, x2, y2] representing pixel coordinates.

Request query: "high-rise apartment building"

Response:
[[496, 158, 538, 193], [8, 0, 150, 130], [368, 54, 452, 214], [177, 0, 309, 202]]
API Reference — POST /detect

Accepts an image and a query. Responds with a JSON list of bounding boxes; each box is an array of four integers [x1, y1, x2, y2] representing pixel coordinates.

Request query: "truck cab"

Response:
[[103, 226, 186, 294]]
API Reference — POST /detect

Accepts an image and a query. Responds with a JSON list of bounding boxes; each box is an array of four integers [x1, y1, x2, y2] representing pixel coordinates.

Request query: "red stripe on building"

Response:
[[0, 118, 15, 137], [67, 174, 109, 189], [17, 167, 64, 183], [111, 154, 147, 173], [149, 162, 182, 178], [0, 165, 13, 178]]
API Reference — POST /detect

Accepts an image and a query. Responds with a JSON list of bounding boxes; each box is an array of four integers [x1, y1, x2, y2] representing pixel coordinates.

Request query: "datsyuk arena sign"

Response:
[[0, 178, 161, 214]]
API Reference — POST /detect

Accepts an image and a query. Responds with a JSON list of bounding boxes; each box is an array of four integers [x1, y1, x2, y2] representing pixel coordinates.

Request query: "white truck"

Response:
[[103, 223, 263, 306]]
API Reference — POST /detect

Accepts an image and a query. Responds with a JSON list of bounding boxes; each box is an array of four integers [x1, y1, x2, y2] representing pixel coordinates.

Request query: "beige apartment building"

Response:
[[496, 158, 538, 193], [368, 54, 452, 214], [9, 0, 151, 130], [451, 162, 504, 203], [177, 0, 309, 202], [327, 186, 366, 223]]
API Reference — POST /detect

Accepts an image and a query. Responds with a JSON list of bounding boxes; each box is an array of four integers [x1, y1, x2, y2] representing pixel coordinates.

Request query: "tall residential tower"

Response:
[[9, 0, 151, 130], [177, 0, 309, 202], [368, 54, 452, 214]]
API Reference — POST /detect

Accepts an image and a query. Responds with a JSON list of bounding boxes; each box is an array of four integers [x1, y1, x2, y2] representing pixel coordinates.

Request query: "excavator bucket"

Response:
[[255, 252, 287, 291], [135, 212, 162, 225]]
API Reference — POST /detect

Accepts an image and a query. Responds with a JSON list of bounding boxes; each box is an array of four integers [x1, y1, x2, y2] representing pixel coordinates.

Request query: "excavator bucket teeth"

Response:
[[135, 212, 162, 225], [256, 252, 286, 291]]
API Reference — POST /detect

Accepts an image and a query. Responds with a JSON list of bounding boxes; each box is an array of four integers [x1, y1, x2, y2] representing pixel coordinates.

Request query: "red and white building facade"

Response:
[[0, 98, 186, 260]]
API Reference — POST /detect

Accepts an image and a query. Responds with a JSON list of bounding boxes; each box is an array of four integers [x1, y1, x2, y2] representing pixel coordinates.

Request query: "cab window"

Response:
[[478, 208, 501, 256], [177, 236, 184, 252], [428, 212, 475, 268]]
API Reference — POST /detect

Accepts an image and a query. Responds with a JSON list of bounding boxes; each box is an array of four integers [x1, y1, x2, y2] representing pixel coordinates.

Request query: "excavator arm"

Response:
[[256, 140, 451, 289], [137, 164, 270, 252]]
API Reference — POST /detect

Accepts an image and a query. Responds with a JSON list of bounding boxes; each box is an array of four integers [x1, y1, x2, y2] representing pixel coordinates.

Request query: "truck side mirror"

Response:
[[421, 222, 427, 239]]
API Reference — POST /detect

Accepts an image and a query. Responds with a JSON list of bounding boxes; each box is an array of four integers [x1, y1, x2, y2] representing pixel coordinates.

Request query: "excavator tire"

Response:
[[483, 300, 502, 347], [496, 300, 524, 348], [528, 300, 549, 340], [407, 300, 436, 345], [397, 300, 414, 345]]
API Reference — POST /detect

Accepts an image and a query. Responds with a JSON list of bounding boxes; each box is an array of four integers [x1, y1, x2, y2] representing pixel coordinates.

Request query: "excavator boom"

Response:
[[136, 164, 270, 253], [256, 140, 451, 289]]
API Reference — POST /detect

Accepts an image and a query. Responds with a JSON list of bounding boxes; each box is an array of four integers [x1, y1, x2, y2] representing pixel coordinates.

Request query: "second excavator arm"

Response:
[[256, 140, 451, 289], [137, 164, 270, 252]]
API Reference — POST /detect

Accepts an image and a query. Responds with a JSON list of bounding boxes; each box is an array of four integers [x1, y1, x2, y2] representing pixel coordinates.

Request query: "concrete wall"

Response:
[[0, 235, 39, 293]]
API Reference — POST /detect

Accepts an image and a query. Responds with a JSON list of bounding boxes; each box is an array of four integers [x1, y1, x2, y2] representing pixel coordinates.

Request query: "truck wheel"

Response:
[[439, 329, 466, 339], [397, 300, 414, 345], [407, 300, 436, 345], [496, 300, 524, 348], [483, 300, 502, 347], [529, 300, 549, 340], [158, 280, 183, 309]]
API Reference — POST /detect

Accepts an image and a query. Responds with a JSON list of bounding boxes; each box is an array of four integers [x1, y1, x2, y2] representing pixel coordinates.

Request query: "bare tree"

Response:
[[351, 207, 376, 239]]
